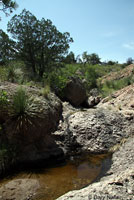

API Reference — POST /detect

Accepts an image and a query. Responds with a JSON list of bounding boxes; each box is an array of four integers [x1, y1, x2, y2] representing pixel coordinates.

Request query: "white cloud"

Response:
[[123, 42, 134, 50]]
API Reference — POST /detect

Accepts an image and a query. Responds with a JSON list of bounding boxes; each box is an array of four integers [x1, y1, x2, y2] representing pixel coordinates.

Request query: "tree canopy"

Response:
[[63, 51, 76, 64], [126, 57, 133, 65], [7, 9, 73, 78], [0, 29, 16, 64], [82, 51, 101, 65], [0, 0, 18, 19]]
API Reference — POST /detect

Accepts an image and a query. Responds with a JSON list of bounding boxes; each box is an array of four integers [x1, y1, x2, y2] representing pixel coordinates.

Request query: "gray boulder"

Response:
[[54, 105, 131, 156], [0, 82, 63, 165], [87, 96, 101, 108], [63, 77, 87, 107]]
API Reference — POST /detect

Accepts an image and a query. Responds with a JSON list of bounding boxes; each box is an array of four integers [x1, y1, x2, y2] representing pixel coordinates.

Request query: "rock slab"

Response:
[[0, 179, 39, 200], [56, 137, 134, 200]]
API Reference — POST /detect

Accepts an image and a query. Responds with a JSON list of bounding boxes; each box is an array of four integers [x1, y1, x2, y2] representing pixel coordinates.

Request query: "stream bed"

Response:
[[0, 154, 111, 200]]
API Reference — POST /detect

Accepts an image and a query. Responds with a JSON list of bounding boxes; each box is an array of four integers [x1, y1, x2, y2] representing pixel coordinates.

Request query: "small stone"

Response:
[[127, 188, 132, 194]]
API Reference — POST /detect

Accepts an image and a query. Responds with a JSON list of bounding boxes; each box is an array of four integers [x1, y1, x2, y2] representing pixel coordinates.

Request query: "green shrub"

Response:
[[84, 66, 99, 90], [0, 143, 18, 175], [0, 66, 7, 82], [95, 64, 123, 76], [46, 69, 70, 97], [11, 87, 33, 134], [99, 75, 134, 97], [7, 66, 17, 83], [0, 90, 8, 106], [12, 87, 29, 116], [99, 82, 116, 97], [2, 61, 27, 84], [0, 90, 8, 115], [40, 84, 51, 98]]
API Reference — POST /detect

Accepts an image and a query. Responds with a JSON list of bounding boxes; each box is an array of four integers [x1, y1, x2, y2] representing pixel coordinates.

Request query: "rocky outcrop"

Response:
[[0, 179, 39, 200], [56, 136, 134, 200], [63, 77, 87, 106], [1, 81, 134, 200], [101, 64, 134, 84], [53, 102, 132, 156], [55, 84, 134, 200], [98, 84, 134, 118], [0, 82, 63, 165]]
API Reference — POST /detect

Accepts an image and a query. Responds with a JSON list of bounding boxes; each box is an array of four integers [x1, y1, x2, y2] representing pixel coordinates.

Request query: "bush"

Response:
[[0, 143, 18, 175], [84, 66, 99, 90], [11, 87, 33, 134], [99, 81, 116, 97], [0, 90, 9, 116], [48, 70, 68, 97], [40, 84, 51, 98], [0, 90, 8, 106], [0, 66, 7, 82], [0, 61, 28, 84], [12, 87, 29, 116], [99, 75, 134, 97], [7, 61, 27, 84], [7, 66, 17, 83]]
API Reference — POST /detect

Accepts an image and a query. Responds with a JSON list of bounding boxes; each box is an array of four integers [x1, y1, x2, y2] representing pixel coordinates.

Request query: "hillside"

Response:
[[101, 64, 134, 83], [99, 84, 134, 116], [98, 64, 134, 116]]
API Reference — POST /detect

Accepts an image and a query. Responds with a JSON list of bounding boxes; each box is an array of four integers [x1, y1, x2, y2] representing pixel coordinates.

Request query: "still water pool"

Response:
[[0, 154, 110, 200]]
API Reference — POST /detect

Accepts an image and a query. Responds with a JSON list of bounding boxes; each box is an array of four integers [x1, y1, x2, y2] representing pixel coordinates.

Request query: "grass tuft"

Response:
[[40, 84, 51, 98], [12, 87, 29, 116]]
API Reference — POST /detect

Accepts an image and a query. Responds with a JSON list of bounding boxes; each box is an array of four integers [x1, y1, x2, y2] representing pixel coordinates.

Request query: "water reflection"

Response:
[[0, 154, 108, 200]]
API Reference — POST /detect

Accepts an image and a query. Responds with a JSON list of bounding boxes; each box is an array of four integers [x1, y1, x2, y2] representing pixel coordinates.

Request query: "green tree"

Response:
[[63, 51, 76, 64], [76, 54, 82, 63], [82, 52, 101, 65], [0, 29, 16, 64], [126, 57, 133, 65], [106, 60, 117, 65], [7, 9, 73, 78], [82, 51, 90, 64], [88, 53, 101, 65], [0, 0, 18, 19]]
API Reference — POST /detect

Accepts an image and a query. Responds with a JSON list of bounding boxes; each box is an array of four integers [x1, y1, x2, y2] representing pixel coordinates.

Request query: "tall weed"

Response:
[[12, 87, 29, 116]]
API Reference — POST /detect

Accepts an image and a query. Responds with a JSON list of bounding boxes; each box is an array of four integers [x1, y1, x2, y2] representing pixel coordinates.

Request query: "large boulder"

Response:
[[53, 103, 133, 156], [67, 108, 126, 153], [63, 77, 87, 107], [0, 82, 63, 165]]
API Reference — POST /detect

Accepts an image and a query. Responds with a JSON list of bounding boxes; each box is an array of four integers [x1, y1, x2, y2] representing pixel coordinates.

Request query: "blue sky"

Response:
[[0, 0, 134, 63]]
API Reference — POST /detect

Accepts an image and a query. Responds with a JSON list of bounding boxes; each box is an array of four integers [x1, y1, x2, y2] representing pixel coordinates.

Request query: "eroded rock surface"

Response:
[[54, 102, 133, 156], [1, 81, 134, 200], [98, 84, 134, 118], [55, 84, 134, 200], [0, 82, 63, 165], [0, 179, 39, 200], [56, 137, 134, 200]]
